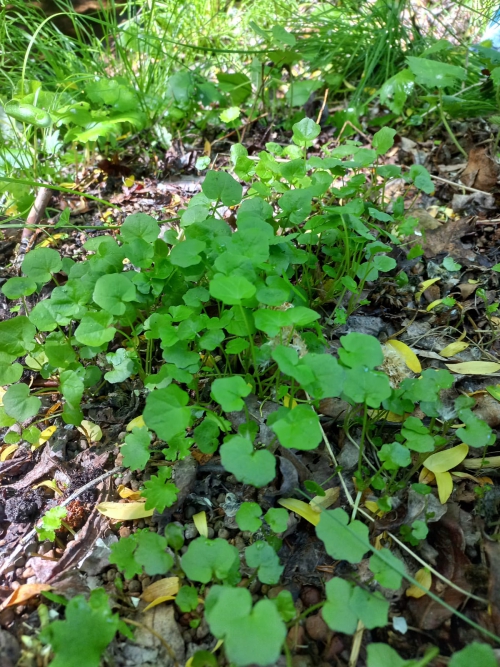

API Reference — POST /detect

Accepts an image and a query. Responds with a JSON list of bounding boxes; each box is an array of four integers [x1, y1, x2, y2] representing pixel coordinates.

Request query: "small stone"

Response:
[[13, 556, 26, 569], [249, 579, 261, 594], [127, 580, 141, 594], [301, 586, 322, 607], [213, 520, 224, 531], [217, 528, 230, 539], [0, 628, 20, 665], [142, 577, 151, 592], [184, 523, 198, 540], [261, 585, 269, 595], [10, 582, 21, 591], [206, 527, 215, 539], [106, 569, 117, 583], [119, 526, 131, 539], [79, 439, 88, 450], [38, 541, 53, 556], [233, 536, 245, 550], [15, 568, 24, 579], [217, 493, 226, 504], [136, 519, 145, 529], [196, 618, 210, 640], [21, 567, 34, 580], [241, 531, 253, 541], [118, 432, 127, 441], [0, 608, 15, 628], [184, 506, 197, 520], [305, 613, 329, 642], [323, 636, 344, 661]]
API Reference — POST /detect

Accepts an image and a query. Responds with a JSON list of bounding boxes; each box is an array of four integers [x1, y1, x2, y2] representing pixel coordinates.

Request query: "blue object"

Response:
[[481, 7, 500, 49]]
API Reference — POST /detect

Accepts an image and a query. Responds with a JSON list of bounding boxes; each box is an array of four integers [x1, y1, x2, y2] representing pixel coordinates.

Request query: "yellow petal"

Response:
[[445, 361, 500, 375], [426, 299, 444, 312], [193, 511, 208, 538], [32, 480, 63, 496], [117, 485, 144, 501], [309, 487, 339, 512], [424, 444, 469, 473], [435, 471, 453, 503], [415, 278, 440, 302], [440, 341, 469, 357], [0, 583, 52, 610], [283, 394, 298, 409], [141, 577, 180, 602], [278, 498, 321, 525], [126, 415, 145, 431], [96, 502, 154, 520], [77, 420, 102, 442], [385, 340, 421, 373], [486, 385, 500, 401], [364, 500, 380, 513], [39, 425, 57, 444], [143, 595, 176, 611], [406, 568, 432, 598], [0, 444, 18, 461]]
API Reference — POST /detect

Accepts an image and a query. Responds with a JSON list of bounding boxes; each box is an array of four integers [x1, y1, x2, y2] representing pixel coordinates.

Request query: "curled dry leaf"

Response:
[[309, 487, 340, 511], [141, 577, 180, 603], [116, 484, 144, 501], [464, 455, 500, 469], [96, 501, 154, 520], [406, 568, 432, 599], [0, 583, 52, 609], [460, 147, 499, 193], [143, 595, 177, 612], [0, 445, 18, 461]]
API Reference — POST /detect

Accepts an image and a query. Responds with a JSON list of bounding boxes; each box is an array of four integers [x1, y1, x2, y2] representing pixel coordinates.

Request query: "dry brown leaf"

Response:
[[141, 576, 180, 603], [0, 583, 52, 609], [460, 147, 499, 192]]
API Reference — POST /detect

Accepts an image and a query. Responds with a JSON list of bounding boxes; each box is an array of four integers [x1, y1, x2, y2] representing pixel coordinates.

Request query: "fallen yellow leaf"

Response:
[[426, 299, 443, 312], [439, 341, 470, 357], [283, 394, 298, 409], [464, 456, 500, 469], [452, 471, 493, 485], [385, 340, 421, 373], [141, 577, 180, 603], [0, 444, 18, 461], [1, 583, 52, 610], [193, 511, 208, 538], [96, 502, 154, 520], [278, 498, 321, 526], [126, 415, 145, 431], [38, 233, 68, 248], [445, 361, 500, 375], [435, 471, 453, 503], [416, 278, 440, 302], [143, 595, 176, 611], [32, 480, 63, 496], [424, 444, 469, 474], [77, 420, 102, 442], [406, 568, 431, 598], [36, 425, 57, 451]]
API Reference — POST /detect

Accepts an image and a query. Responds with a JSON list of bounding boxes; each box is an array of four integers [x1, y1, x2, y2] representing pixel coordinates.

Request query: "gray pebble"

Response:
[[13, 556, 26, 569], [24, 542, 38, 558], [184, 523, 199, 540], [38, 542, 53, 555], [233, 536, 245, 550], [184, 505, 197, 520], [106, 569, 117, 583], [217, 528, 230, 539], [206, 527, 215, 539]]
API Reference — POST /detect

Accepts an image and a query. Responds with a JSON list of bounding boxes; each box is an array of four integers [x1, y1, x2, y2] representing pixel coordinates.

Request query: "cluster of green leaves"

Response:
[[4, 116, 497, 665]]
